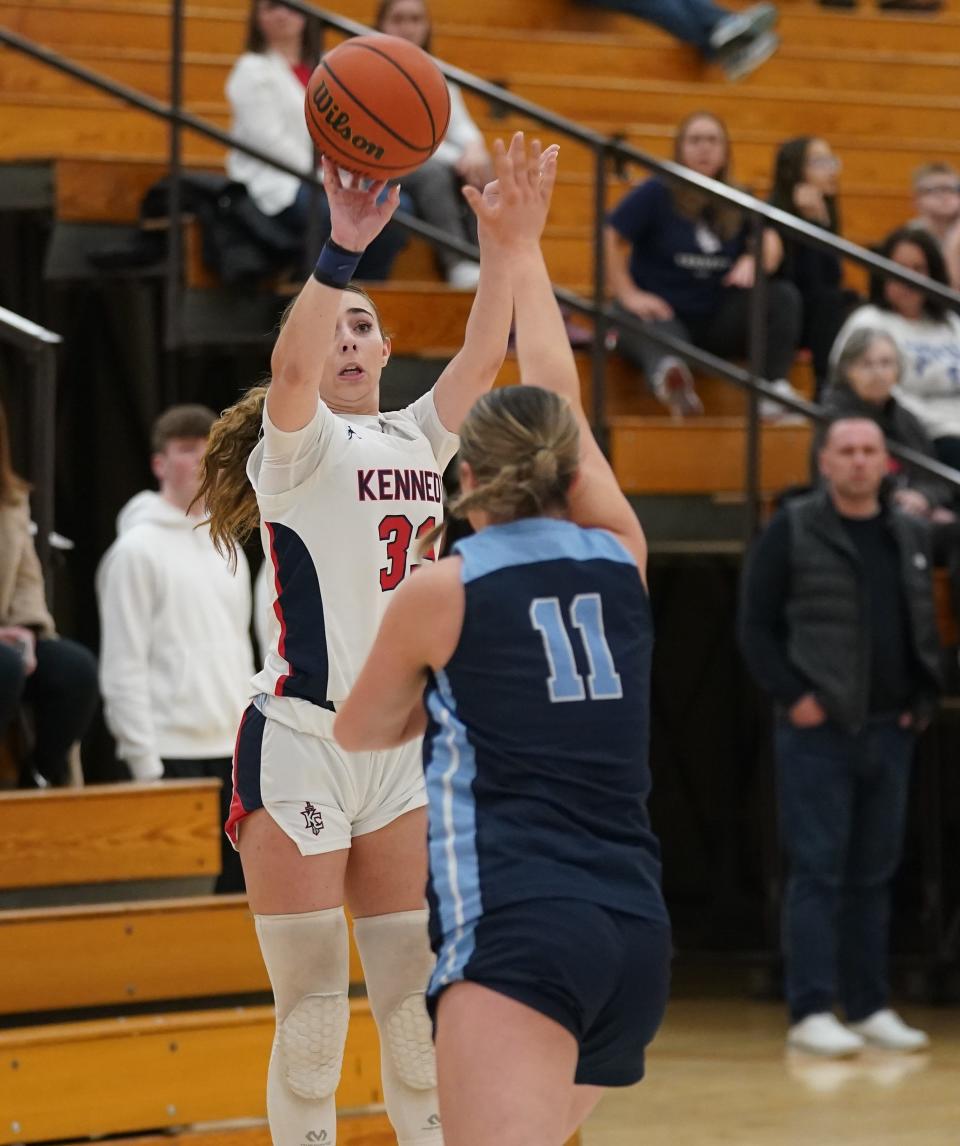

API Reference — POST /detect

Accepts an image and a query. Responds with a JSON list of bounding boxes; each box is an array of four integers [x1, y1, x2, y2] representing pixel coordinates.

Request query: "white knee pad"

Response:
[[353, 909, 442, 1145], [278, 991, 350, 1099], [255, 907, 351, 1140]]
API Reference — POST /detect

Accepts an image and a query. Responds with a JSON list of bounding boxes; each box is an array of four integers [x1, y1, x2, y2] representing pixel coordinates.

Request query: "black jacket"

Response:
[[739, 488, 942, 730]]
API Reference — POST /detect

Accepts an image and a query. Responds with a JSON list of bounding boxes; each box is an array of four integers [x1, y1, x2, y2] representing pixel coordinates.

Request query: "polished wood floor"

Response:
[[583, 997, 960, 1146]]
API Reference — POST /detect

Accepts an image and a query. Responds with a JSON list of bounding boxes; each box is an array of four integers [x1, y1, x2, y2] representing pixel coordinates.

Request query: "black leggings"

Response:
[[162, 757, 246, 895], [0, 637, 99, 785], [614, 280, 803, 388]]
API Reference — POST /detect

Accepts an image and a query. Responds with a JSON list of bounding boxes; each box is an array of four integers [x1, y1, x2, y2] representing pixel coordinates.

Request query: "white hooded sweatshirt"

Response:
[[96, 491, 254, 780]]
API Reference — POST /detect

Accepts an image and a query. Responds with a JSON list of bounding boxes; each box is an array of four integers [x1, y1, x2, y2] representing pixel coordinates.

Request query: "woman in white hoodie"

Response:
[[96, 404, 254, 891], [226, 0, 409, 279]]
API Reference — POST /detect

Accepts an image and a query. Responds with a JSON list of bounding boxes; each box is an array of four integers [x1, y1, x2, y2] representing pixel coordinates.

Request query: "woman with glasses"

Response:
[[831, 226, 960, 472], [769, 136, 859, 396], [606, 111, 802, 418]]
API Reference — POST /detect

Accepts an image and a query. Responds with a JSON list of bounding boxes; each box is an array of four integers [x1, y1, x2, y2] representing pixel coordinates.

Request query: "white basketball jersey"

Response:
[[248, 389, 459, 736]]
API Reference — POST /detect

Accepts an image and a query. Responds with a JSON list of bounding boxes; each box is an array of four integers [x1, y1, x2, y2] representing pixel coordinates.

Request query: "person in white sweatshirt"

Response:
[[96, 404, 254, 892], [226, 0, 410, 281]]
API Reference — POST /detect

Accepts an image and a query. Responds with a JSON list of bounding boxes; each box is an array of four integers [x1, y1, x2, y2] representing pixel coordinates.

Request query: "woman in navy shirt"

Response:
[[606, 112, 802, 416]]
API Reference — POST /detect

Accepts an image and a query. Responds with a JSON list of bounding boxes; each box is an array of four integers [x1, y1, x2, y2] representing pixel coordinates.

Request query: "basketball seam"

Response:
[[345, 41, 449, 145], [321, 55, 441, 154], [306, 96, 424, 173]]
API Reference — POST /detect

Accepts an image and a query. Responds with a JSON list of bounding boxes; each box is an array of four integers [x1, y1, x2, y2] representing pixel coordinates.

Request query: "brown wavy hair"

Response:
[[244, 0, 321, 67], [669, 111, 744, 242], [422, 385, 579, 554], [198, 284, 384, 564]]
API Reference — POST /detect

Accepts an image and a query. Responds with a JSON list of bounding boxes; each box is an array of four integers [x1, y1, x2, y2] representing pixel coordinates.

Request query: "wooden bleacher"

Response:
[[0, 782, 379, 1146], [0, 0, 955, 495], [0, 784, 582, 1146]]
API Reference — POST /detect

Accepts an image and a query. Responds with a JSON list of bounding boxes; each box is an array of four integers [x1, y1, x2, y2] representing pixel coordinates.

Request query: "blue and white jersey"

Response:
[[423, 517, 667, 958]]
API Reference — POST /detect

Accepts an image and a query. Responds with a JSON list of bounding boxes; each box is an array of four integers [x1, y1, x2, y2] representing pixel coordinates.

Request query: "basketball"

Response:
[[304, 34, 451, 180]]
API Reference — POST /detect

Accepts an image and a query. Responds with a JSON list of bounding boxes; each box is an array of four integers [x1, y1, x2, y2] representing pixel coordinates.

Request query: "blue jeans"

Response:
[[775, 717, 915, 1023], [576, 0, 730, 53]]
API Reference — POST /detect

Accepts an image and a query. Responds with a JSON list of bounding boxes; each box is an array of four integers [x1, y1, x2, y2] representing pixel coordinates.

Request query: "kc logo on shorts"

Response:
[[301, 801, 325, 835]]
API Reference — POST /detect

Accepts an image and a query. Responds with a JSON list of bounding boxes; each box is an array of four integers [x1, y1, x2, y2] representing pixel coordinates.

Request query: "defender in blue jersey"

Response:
[[336, 182, 670, 1146]]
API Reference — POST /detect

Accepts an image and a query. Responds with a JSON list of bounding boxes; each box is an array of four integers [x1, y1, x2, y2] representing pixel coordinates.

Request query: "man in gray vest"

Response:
[[740, 417, 941, 1056]]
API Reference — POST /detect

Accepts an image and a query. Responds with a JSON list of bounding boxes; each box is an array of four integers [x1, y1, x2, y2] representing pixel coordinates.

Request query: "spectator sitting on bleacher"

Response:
[[816, 327, 954, 518], [831, 226, 960, 472], [226, 0, 409, 281], [375, 0, 491, 288], [575, 1, 779, 80], [0, 399, 98, 788], [908, 163, 960, 247], [907, 163, 960, 290], [96, 405, 253, 893], [605, 111, 802, 417], [769, 136, 859, 398]]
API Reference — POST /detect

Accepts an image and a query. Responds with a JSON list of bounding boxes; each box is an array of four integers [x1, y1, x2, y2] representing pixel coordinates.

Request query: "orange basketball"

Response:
[[304, 34, 451, 180]]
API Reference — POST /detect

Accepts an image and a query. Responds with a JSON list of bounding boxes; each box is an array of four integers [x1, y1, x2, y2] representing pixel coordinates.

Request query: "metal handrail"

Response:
[[2, 12, 960, 516], [0, 306, 62, 575]]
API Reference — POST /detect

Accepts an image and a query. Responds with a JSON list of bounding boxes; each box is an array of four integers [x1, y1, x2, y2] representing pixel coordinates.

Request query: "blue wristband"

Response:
[[312, 239, 363, 289]]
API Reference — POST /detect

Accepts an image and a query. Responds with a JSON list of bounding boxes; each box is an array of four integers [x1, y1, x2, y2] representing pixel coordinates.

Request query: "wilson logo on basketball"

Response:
[[311, 81, 386, 162]]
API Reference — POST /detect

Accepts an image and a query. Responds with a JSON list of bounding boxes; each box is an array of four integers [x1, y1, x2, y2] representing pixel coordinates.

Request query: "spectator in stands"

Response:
[[575, 1, 780, 80], [0, 400, 98, 788], [96, 405, 253, 893], [909, 163, 960, 247], [740, 415, 940, 1057], [226, 0, 409, 280], [769, 136, 858, 397], [606, 111, 802, 417], [908, 163, 960, 289], [831, 227, 960, 471], [816, 328, 953, 516], [376, 0, 492, 287]]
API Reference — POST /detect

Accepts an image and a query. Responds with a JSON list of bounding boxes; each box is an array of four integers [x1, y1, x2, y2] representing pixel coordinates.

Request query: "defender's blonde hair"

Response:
[[428, 386, 579, 551]]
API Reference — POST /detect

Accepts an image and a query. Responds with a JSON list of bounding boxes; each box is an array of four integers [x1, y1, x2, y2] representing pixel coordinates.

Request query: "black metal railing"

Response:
[[0, 305, 61, 577], [3, 6, 960, 537]]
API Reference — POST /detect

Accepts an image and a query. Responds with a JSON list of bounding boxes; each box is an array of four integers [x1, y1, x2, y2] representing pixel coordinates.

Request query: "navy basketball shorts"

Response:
[[427, 898, 672, 1087]]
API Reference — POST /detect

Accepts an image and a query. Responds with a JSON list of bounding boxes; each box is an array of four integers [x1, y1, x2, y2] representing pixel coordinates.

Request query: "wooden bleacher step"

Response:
[[610, 417, 812, 495], [0, 780, 221, 890], [0, 1001, 381, 1145], [0, 893, 365, 1015], [64, 1118, 400, 1146]]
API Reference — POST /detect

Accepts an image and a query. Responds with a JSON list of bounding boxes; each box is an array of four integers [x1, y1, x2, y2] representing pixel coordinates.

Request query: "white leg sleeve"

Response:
[[353, 909, 444, 1146], [255, 907, 351, 1146]]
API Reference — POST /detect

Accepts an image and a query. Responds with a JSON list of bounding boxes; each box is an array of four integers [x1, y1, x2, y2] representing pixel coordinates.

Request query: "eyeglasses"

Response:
[[917, 183, 960, 196], [807, 156, 842, 171]]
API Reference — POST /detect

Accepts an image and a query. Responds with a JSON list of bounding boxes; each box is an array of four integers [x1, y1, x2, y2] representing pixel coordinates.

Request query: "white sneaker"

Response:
[[787, 1013, 866, 1057], [652, 356, 704, 418], [447, 260, 481, 289], [847, 1009, 930, 1052], [759, 378, 806, 423]]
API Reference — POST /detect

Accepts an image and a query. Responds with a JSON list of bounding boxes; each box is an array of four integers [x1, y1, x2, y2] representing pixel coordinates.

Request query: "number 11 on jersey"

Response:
[[530, 594, 623, 703]]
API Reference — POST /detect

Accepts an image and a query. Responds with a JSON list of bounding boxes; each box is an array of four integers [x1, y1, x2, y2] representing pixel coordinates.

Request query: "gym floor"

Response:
[[583, 995, 959, 1145]]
